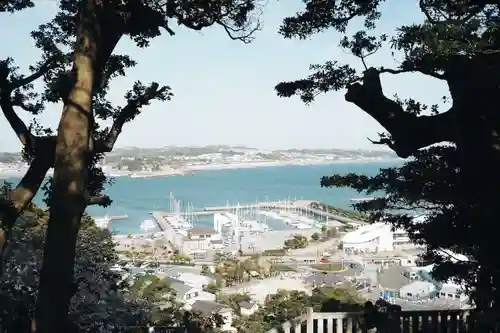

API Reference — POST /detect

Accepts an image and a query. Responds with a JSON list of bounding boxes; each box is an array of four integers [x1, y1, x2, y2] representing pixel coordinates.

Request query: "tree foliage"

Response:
[[234, 286, 364, 333], [0, 1, 262, 331], [0, 183, 145, 333], [284, 235, 308, 249], [276, 0, 500, 318]]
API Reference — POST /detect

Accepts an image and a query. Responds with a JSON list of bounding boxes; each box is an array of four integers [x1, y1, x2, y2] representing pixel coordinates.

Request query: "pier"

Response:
[[108, 214, 129, 220], [150, 211, 169, 231], [151, 200, 367, 225]]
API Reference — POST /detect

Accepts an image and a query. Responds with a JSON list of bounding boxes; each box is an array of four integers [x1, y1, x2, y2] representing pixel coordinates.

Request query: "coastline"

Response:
[[113, 158, 400, 178], [0, 158, 401, 179]]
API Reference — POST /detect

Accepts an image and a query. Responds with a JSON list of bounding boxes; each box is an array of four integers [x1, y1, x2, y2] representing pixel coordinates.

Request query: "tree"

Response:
[[0, 189, 145, 333], [217, 292, 251, 314], [171, 253, 191, 264], [203, 283, 221, 294], [201, 264, 210, 275], [284, 235, 308, 249], [275, 0, 500, 317], [310, 232, 320, 241], [234, 287, 364, 333], [0, 1, 261, 331]]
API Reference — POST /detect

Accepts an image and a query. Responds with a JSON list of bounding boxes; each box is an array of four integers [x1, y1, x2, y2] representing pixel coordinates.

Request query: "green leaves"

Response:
[[279, 0, 384, 39]]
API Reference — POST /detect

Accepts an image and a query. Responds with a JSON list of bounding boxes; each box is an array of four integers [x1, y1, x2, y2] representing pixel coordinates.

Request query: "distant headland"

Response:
[[0, 145, 399, 178]]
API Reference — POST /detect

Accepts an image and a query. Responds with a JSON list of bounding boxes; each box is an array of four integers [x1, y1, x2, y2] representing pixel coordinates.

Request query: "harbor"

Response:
[[96, 191, 370, 257], [133, 194, 365, 256]]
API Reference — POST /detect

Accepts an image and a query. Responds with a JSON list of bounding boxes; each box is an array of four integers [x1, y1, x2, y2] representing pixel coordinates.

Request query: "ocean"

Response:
[[3, 161, 400, 234]]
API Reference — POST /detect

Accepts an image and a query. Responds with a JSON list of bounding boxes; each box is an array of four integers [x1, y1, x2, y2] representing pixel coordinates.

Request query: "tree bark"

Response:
[[34, 1, 102, 332]]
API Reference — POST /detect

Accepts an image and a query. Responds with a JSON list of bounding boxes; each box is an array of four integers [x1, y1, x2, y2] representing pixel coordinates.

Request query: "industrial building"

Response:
[[439, 281, 467, 301], [340, 216, 427, 253], [399, 281, 436, 300], [341, 222, 394, 253]]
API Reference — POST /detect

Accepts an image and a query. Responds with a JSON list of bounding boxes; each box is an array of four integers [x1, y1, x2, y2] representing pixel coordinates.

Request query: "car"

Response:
[[320, 258, 329, 263]]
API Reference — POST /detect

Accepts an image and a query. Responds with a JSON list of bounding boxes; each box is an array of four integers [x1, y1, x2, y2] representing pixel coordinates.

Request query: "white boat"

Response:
[[94, 215, 112, 231], [140, 219, 157, 233]]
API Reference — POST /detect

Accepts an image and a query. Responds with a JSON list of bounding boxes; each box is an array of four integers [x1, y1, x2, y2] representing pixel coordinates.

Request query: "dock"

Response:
[[151, 199, 367, 225], [150, 211, 169, 231], [108, 214, 128, 220]]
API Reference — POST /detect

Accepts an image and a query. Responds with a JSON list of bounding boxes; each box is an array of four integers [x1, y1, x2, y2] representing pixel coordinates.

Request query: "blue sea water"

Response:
[[4, 161, 400, 234]]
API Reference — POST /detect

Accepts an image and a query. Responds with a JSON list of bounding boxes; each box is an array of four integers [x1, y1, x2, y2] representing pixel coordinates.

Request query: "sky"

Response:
[[0, 1, 450, 152]]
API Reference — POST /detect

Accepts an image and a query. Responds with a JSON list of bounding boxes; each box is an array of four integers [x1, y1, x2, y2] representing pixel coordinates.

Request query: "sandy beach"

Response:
[[0, 158, 398, 179]]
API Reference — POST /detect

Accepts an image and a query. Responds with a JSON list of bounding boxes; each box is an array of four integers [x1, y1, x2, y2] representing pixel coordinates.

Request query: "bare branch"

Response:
[[345, 68, 456, 158], [96, 82, 171, 153]]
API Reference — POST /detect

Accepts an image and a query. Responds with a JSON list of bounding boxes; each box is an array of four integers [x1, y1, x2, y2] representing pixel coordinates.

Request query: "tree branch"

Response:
[[96, 82, 170, 153], [345, 68, 456, 158], [0, 57, 55, 152], [8, 58, 56, 90], [87, 195, 112, 206], [0, 151, 53, 274]]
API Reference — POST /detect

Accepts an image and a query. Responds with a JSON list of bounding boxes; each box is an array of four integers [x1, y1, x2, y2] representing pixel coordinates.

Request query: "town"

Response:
[[0, 146, 397, 178], [108, 199, 470, 332]]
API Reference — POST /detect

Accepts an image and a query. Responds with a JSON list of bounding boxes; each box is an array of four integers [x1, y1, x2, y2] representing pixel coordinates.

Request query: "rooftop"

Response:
[[164, 277, 194, 296], [188, 227, 217, 235], [378, 265, 411, 290], [191, 300, 230, 316]]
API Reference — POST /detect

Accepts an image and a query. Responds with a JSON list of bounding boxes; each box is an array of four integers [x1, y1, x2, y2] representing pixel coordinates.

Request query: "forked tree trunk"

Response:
[[33, 2, 101, 332]]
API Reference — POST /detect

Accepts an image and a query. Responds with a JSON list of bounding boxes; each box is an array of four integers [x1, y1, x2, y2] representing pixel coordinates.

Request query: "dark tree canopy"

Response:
[[0, 1, 262, 332], [276, 0, 500, 320]]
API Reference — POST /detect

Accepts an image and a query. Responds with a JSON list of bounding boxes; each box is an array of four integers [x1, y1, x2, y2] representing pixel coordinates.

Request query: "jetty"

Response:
[[151, 199, 367, 225], [108, 214, 129, 220], [150, 211, 169, 231]]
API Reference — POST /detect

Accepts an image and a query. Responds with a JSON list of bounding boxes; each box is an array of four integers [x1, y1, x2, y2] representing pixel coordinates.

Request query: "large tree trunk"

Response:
[[33, 2, 101, 332]]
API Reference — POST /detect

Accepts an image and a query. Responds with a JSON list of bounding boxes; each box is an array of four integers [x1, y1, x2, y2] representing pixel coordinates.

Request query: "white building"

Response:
[[238, 301, 259, 316], [341, 222, 394, 253], [340, 215, 431, 253], [439, 281, 467, 301], [399, 281, 436, 299]]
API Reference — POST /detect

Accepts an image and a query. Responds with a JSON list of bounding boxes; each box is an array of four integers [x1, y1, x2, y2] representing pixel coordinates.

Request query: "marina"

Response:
[[98, 190, 370, 256], [131, 193, 361, 256]]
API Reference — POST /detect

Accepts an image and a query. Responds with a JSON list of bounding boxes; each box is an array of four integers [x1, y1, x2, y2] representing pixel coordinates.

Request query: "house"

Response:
[[187, 227, 217, 240], [165, 277, 215, 305], [176, 272, 215, 289], [238, 300, 258, 316], [190, 300, 234, 331], [180, 227, 218, 253]]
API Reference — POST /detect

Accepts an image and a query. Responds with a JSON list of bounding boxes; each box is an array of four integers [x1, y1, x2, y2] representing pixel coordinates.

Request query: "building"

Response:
[[340, 216, 430, 253], [190, 300, 234, 331], [238, 301, 259, 316], [378, 265, 412, 297], [164, 277, 216, 305], [438, 281, 467, 301], [341, 223, 394, 253], [180, 227, 218, 254], [400, 256, 419, 267], [175, 272, 215, 289], [399, 281, 436, 299]]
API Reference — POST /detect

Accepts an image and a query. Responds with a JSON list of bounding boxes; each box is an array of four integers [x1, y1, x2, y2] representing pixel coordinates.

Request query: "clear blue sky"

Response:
[[0, 1, 449, 152]]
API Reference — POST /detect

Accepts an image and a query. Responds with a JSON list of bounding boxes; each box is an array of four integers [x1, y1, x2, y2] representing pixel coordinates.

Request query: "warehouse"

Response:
[[399, 281, 436, 300], [438, 281, 467, 301]]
